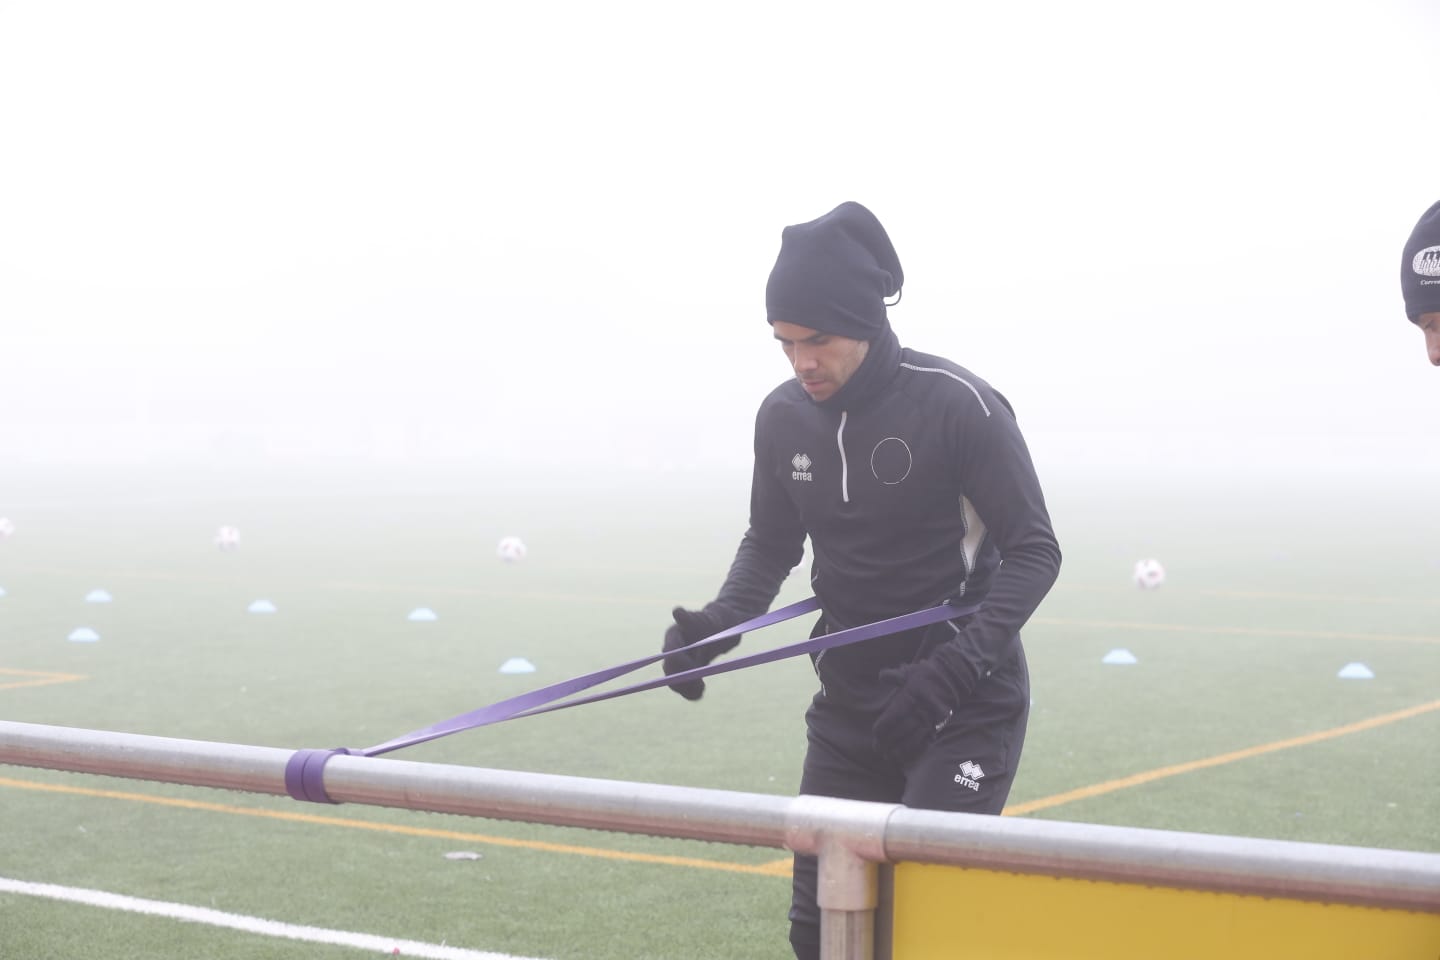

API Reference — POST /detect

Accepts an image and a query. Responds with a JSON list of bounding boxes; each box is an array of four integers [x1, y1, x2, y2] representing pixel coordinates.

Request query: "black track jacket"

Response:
[[707, 327, 1061, 711]]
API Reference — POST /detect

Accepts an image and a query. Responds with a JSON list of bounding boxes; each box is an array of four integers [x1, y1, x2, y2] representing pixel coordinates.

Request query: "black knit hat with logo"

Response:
[[1401, 200, 1440, 321], [765, 201, 904, 340]]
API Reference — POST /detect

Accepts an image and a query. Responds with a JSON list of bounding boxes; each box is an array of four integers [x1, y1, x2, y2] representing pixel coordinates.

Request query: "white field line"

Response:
[[0, 876, 547, 960]]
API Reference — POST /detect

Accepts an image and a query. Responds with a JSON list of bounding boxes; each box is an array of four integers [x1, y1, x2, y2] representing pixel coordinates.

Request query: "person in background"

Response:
[[1400, 199, 1440, 367]]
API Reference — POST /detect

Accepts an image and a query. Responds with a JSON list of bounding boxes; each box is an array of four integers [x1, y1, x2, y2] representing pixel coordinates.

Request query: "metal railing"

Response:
[[2, 720, 1437, 959]]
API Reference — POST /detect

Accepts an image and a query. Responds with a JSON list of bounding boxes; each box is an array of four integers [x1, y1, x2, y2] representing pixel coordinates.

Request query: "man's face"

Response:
[[1415, 312, 1440, 367], [771, 320, 870, 403]]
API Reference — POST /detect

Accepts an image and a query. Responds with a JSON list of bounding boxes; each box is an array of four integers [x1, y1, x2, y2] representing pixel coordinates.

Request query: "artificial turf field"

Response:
[[1, 461, 1437, 959]]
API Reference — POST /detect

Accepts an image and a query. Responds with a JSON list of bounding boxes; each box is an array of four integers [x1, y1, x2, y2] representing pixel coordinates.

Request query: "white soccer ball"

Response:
[[214, 525, 241, 550], [0, 517, 14, 540], [1132, 558, 1166, 590], [496, 535, 527, 563]]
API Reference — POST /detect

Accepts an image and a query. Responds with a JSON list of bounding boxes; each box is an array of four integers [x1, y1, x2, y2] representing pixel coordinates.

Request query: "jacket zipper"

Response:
[[836, 410, 850, 503]]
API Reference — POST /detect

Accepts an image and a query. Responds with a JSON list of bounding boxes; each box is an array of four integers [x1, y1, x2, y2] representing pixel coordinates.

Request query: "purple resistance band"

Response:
[[284, 595, 980, 803]]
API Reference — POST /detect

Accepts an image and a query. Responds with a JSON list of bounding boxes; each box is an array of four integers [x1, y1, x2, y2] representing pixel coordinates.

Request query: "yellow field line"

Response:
[[0, 669, 87, 692], [1004, 698, 1440, 816], [1197, 587, 1440, 606], [1029, 616, 1440, 645], [0, 776, 791, 877], [696, 698, 1440, 871], [1046, 581, 1440, 607]]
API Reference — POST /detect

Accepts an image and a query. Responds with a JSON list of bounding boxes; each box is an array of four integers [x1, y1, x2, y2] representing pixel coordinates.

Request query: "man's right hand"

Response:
[[661, 607, 741, 701]]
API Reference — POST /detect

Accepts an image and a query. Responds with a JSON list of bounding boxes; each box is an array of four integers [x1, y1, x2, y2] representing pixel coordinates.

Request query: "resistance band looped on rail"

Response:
[[284, 596, 979, 803]]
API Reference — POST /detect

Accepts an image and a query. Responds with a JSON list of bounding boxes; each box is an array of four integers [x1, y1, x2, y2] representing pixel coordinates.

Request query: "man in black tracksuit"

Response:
[[661, 201, 1061, 960]]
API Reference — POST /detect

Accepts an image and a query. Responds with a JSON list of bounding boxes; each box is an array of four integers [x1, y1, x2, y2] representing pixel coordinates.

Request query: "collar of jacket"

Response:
[[815, 323, 902, 413]]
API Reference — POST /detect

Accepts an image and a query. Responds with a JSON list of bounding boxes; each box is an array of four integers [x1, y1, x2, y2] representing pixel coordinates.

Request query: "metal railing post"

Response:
[[786, 794, 898, 960], [817, 839, 878, 960]]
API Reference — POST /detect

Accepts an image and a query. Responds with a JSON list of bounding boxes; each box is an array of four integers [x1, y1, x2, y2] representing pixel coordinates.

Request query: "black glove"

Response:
[[661, 606, 741, 701], [872, 660, 962, 764]]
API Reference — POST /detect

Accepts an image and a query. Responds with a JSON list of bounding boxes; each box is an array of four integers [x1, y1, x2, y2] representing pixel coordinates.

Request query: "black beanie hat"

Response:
[[1401, 199, 1440, 321], [765, 201, 904, 340]]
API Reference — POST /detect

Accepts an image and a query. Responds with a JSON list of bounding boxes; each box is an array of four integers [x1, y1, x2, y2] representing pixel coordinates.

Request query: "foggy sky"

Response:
[[2, 1, 1437, 481]]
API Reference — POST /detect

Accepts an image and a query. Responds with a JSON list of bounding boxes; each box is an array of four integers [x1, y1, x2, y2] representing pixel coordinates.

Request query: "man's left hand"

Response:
[[872, 662, 956, 764]]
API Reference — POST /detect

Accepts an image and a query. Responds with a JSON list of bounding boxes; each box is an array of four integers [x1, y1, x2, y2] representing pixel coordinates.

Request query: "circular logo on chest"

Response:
[[870, 437, 913, 485]]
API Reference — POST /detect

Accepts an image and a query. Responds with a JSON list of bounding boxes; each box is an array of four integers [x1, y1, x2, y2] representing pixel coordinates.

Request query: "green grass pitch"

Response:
[[1, 462, 1436, 959]]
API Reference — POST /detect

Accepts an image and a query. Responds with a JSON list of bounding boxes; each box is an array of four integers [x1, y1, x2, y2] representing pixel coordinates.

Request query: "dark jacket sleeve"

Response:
[[705, 402, 807, 626], [931, 388, 1061, 694]]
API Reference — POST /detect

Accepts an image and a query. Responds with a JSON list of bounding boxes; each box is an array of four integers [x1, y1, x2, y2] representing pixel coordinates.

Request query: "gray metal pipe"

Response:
[[0, 720, 294, 795], [325, 753, 794, 847], [3, 718, 1439, 955], [0, 721, 796, 848]]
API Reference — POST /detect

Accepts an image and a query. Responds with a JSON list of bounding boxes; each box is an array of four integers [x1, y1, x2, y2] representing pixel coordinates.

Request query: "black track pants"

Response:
[[787, 646, 1029, 960]]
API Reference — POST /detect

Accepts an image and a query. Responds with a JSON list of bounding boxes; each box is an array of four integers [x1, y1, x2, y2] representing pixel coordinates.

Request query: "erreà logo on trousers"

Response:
[[954, 760, 985, 791], [1413, 245, 1440, 277], [791, 453, 813, 482]]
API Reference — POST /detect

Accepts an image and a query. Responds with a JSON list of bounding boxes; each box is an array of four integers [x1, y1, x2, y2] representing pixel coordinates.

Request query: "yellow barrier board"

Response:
[[893, 863, 1440, 959]]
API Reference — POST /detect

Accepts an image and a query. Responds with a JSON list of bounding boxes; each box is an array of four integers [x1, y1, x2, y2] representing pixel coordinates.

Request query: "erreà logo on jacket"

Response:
[[791, 453, 813, 482]]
